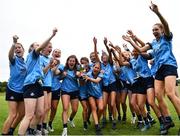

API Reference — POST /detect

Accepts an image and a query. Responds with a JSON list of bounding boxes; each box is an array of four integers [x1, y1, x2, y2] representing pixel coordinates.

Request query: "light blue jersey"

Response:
[[79, 70, 90, 99], [130, 56, 152, 78], [150, 33, 177, 75], [51, 64, 64, 91], [121, 66, 137, 85], [87, 71, 103, 99], [8, 56, 27, 93], [61, 69, 79, 92], [40, 55, 53, 87], [119, 67, 127, 82], [79, 82, 89, 99], [101, 63, 116, 86], [24, 50, 44, 86]]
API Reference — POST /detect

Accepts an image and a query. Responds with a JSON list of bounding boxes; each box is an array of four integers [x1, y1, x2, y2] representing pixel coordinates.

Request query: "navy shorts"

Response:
[[88, 95, 102, 100], [6, 86, 24, 102], [42, 86, 52, 93], [155, 65, 178, 81], [79, 97, 88, 101], [144, 76, 154, 90], [116, 80, 124, 92], [131, 78, 146, 95], [52, 89, 61, 100], [23, 81, 44, 99], [61, 90, 79, 100], [126, 83, 132, 91], [102, 81, 117, 93]]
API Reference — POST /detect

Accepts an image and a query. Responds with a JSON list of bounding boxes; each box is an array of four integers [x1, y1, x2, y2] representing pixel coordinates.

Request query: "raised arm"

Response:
[[111, 47, 130, 67], [104, 38, 113, 64], [122, 35, 150, 53], [127, 30, 145, 47], [36, 28, 58, 54], [93, 37, 100, 62], [111, 48, 120, 66], [149, 1, 171, 37], [8, 35, 18, 62]]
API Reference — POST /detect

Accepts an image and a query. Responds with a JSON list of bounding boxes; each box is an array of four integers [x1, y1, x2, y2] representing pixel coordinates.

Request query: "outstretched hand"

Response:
[[149, 1, 159, 14], [93, 37, 97, 45], [127, 30, 136, 40], [103, 37, 108, 45], [13, 35, 19, 44], [108, 41, 114, 48], [52, 27, 58, 36], [122, 35, 131, 42]]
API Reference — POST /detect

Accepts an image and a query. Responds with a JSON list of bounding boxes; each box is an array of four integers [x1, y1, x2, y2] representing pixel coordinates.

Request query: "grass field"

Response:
[[0, 87, 180, 135]]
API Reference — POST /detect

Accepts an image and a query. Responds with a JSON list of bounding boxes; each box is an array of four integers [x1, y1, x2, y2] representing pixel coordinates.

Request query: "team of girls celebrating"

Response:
[[2, 2, 180, 136]]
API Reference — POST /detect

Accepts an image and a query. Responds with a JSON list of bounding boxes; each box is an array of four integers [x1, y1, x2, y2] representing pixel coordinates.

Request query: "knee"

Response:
[[10, 112, 17, 120], [83, 106, 88, 112], [138, 103, 145, 110], [98, 105, 104, 113], [72, 108, 78, 114], [36, 109, 44, 118], [110, 102, 115, 109], [166, 91, 175, 100], [147, 99, 154, 107], [45, 105, 51, 113], [24, 113, 34, 121], [63, 107, 68, 113], [130, 99, 135, 107], [51, 105, 57, 112]]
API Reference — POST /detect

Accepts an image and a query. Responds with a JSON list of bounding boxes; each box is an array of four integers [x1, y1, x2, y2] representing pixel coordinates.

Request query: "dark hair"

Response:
[[64, 55, 79, 72], [154, 23, 164, 33], [93, 61, 101, 69], [80, 57, 89, 63], [16, 43, 24, 51], [28, 42, 36, 53]]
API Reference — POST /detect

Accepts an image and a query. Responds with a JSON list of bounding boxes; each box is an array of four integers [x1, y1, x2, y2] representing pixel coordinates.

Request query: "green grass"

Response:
[[0, 87, 180, 135]]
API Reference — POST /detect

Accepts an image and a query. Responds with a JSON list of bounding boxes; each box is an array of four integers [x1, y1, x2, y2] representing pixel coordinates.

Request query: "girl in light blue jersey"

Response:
[[83, 62, 103, 135], [48, 49, 62, 132], [111, 44, 136, 124], [18, 28, 58, 135], [40, 42, 58, 134], [100, 38, 117, 129], [2, 36, 26, 135], [123, 30, 164, 131], [61, 55, 81, 136], [79, 57, 91, 130], [126, 2, 180, 135], [112, 47, 146, 130]]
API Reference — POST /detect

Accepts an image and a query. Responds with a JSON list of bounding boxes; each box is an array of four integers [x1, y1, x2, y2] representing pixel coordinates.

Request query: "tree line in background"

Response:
[[0, 80, 179, 93], [0, 81, 7, 92]]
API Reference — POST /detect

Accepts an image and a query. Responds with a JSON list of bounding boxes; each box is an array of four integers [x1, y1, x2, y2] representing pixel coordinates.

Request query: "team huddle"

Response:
[[2, 2, 180, 136]]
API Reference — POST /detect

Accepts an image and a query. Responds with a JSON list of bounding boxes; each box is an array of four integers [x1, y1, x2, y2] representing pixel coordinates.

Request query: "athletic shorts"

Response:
[[42, 86, 52, 93], [6, 86, 24, 102], [23, 81, 43, 99], [155, 65, 178, 81], [116, 80, 124, 92], [88, 95, 102, 100], [61, 90, 79, 100], [102, 81, 117, 93], [52, 89, 61, 100], [144, 76, 154, 90], [119, 81, 129, 93], [131, 78, 146, 95], [79, 97, 88, 101]]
